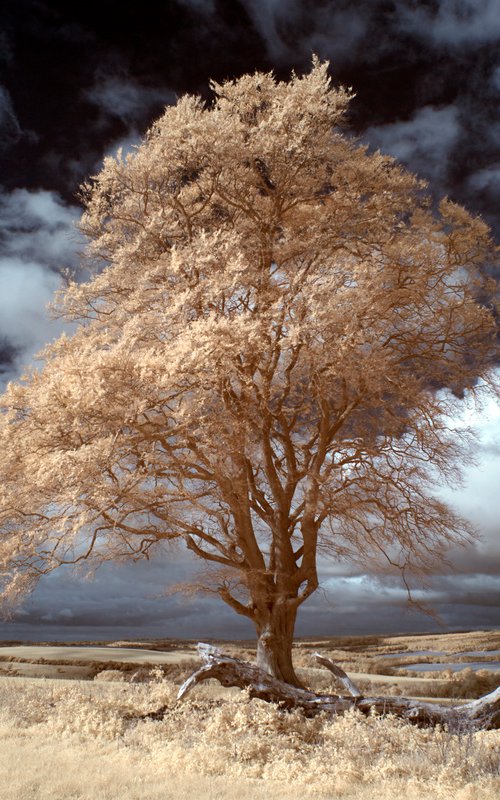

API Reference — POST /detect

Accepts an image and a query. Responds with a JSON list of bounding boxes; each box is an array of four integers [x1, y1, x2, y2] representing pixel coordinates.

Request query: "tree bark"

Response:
[[255, 601, 302, 686], [144, 643, 500, 731]]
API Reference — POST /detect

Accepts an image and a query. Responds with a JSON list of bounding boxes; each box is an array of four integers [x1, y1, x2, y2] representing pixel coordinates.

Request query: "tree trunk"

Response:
[[255, 601, 302, 686]]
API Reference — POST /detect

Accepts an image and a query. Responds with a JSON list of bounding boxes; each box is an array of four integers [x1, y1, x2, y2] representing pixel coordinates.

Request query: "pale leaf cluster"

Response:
[[0, 61, 497, 632]]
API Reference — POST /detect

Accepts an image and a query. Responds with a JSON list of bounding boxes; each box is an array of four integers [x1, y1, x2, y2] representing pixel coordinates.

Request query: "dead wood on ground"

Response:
[[141, 643, 500, 730]]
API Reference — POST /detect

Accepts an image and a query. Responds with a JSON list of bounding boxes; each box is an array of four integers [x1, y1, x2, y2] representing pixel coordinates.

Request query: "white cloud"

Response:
[[0, 189, 82, 384], [304, 7, 370, 64], [468, 165, 500, 196], [241, 0, 300, 59], [104, 130, 142, 160], [85, 76, 174, 125], [0, 258, 63, 378], [0, 188, 82, 269], [237, 1, 500, 73], [240, 0, 369, 64], [444, 394, 500, 542], [364, 105, 461, 186], [398, 0, 500, 47]]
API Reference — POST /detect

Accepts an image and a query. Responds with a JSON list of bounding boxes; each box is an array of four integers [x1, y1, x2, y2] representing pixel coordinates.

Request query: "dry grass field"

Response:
[[1, 630, 499, 799]]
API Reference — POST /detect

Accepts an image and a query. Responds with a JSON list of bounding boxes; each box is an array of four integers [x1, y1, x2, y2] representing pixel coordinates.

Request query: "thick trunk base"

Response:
[[145, 643, 500, 730], [256, 628, 302, 687], [255, 604, 302, 687]]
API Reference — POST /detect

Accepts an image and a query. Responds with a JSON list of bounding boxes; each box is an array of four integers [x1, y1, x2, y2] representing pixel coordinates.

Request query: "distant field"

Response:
[[0, 630, 499, 800], [0, 645, 198, 680], [2, 628, 500, 693]]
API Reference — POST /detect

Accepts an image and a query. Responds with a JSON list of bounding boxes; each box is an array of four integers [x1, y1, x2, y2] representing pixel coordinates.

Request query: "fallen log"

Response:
[[142, 643, 500, 730]]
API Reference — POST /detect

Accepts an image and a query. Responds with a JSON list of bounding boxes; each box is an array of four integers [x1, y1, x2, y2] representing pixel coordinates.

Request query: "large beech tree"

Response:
[[0, 62, 498, 686]]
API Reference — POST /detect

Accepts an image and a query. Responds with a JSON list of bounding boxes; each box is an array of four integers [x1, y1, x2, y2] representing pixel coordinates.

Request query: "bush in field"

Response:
[[93, 659, 199, 684], [444, 669, 500, 699], [1, 675, 499, 800]]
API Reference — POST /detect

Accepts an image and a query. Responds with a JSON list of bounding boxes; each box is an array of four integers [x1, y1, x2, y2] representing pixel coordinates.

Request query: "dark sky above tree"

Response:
[[0, 0, 499, 641], [2, 1, 500, 214]]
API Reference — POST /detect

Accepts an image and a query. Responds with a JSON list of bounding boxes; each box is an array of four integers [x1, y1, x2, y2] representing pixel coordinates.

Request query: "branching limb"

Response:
[[312, 652, 362, 697]]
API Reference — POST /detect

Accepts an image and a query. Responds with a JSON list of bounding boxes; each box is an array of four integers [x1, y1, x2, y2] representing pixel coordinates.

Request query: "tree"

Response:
[[0, 61, 497, 686]]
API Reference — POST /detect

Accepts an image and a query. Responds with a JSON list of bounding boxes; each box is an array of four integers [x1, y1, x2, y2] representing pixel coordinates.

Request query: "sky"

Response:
[[0, 0, 499, 643]]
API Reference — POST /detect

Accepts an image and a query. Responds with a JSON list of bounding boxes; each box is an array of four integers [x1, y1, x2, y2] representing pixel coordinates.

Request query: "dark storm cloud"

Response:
[[0, 85, 20, 149], [416, 573, 500, 612], [0, 1, 178, 199], [318, 568, 500, 633], [236, 1, 500, 64], [0, 554, 256, 641], [217, 2, 500, 234], [238, 0, 375, 65], [2, 536, 500, 642], [2, 1, 500, 227], [177, 0, 216, 14]]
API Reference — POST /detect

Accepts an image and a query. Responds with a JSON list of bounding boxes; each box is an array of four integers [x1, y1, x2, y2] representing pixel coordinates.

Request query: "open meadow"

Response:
[[1, 630, 499, 800]]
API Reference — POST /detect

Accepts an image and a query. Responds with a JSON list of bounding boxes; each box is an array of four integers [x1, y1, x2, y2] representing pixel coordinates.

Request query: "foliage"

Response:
[[1, 675, 499, 799], [0, 60, 498, 678]]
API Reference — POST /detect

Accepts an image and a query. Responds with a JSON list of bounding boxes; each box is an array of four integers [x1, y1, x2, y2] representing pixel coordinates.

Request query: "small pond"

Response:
[[378, 650, 446, 658], [402, 661, 500, 673], [454, 649, 500, 657]]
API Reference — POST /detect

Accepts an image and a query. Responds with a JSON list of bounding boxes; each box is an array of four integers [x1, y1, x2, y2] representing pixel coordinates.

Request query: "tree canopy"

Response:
[[0, 61, 497, 684]]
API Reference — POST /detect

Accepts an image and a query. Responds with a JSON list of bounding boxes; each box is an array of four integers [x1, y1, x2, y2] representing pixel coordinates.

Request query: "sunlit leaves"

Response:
[[0, 60, 497, 635]]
